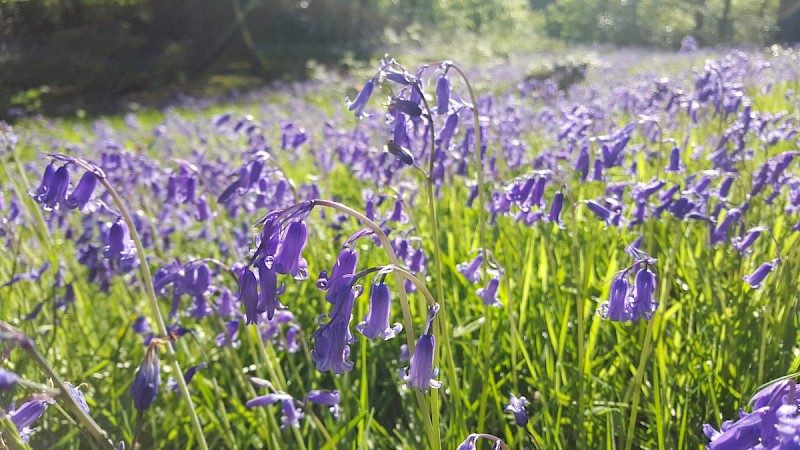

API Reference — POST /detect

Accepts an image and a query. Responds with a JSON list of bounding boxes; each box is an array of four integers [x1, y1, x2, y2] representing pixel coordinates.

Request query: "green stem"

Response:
[[69, 158, 209, 450], [0, 322, 115, 449], [623, 319, 656, 450]]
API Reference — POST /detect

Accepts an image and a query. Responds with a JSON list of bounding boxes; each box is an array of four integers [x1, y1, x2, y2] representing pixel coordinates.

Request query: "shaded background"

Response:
[[1, 0, 798, 119]]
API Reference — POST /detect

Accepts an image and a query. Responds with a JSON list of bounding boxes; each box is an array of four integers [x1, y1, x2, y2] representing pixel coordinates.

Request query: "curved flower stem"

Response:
[[410, 78, 460, 445], [311, 199, 437, 448], [389, 266, 437, 307], [0, 322, 115, 449], [69, 159, 209, 450]]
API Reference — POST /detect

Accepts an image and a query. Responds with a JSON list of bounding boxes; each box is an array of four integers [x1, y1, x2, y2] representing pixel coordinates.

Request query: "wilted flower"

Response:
[[131, 345, 160, 411], [401, 304, 441, 392]]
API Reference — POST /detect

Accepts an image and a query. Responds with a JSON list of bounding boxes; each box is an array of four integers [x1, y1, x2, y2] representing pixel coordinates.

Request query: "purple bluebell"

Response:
[[457, 253, 484, 283], [103, 218, 136, 263], [477, 277, 501, 307], [732, 226, 767, 254], [65, 171, 97, 211], [575, 145, 590, 180], [317, 248, 359, 294], [280, 399, 304, 429], [666, 146, 685, 173], [438, 112, 459, 149], [400, 304, 441, 392], [0, 368, 19, 390], [131, 346, 160, 411], [8, 398, 50, 442], [436, 75, 450, 114], [744, 258, 780, 289], [64, 383, 90, 415], [631, 266, 658, 320], [238, 268, 260, 325], [306, 390, 340, 407], [346, 78, 374, 119], [273, 220, 308, 279], [246, 392, 293, 408], [357, 282, 402, 340], [311, 277, 358, 374], [34, 164, 71, 210], [505, 393, 530, 427], [598, 275, 632, 322], [549, 191, 564, 225], [256, 258, 279, 320], [457, 434, 479, 450], [31, 162, 56, 202], [585, 200, 614, 223], [718, 174, 735, 198]]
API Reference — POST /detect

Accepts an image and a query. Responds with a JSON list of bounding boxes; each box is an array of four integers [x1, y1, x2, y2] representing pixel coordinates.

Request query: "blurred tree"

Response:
[[778, 0, 800, 41]]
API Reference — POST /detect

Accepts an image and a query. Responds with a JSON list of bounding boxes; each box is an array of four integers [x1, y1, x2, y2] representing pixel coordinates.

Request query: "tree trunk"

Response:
[[718, 0, 733, 41]]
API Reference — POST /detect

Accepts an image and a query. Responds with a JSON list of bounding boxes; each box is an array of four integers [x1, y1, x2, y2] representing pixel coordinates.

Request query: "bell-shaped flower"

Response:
[[477, 277, 501, 307], [346, 78, 375, 119], [744, 258, 780, 289], [312, 281, 358, 374], [598, 274, 632, 322], [457, 253, 483, 284], [238, 268, 260, 325], [631, 266, 658, 320], [504, 393, 530, 427], [103, 218, 136, 264], [436, 75, 450, 115], [65, 171, 97, 211], [401, 304, 441, 392], [281, 399, 304, 429], [357, 282, 402, 340], [273, 220, 308, 279], [256, 258, 279, 320]]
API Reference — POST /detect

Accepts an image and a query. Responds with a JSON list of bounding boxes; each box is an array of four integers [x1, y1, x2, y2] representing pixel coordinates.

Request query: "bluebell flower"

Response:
[[666, 146, 685, 173], [575, 145, 590, 180], [8, 398, 51, 443], [504, 393, 530, 427], [103, 218, 136, 264], [317, 248, 358, 294], [436, 75, 450, 115], [311, 277, 358, 374], [549, 191, 564, 225], [744, 258, 780, 289], [477, 277, 501, 307], [731, 226, 767, 254], [280, 399, 304, 429], [273, 220, 308, 279], [401, 304, 441, 392], [457, 434, 479, 450], [65, 170, 97, 211], [31, 162, 56, 202], [457, 253, 484, 283], [0, 368, 19, 390], [64, 383, 90, 415], [131, 346, 160, 411], [598, 274, 632, 322], [346, 78, 375, 118], [306, 389, 340, 407], [438, 112, 459, 149], [216, 319, 240, 348], [256, 258, 279, 320], [246, 392, 293, 408], [631, 266, 658, 320], [237, 268, 260, 325], [357, 282, 402, 340]]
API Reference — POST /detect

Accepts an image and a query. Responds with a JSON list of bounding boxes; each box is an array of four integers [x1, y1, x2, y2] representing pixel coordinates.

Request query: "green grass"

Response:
[[1, 52, 799, 450]]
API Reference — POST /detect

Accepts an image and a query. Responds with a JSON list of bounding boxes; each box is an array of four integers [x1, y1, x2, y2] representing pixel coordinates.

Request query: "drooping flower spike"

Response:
[[356, 277, 402, 340], [400, 303, 441, 392], [131, 345, 161, 411]]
